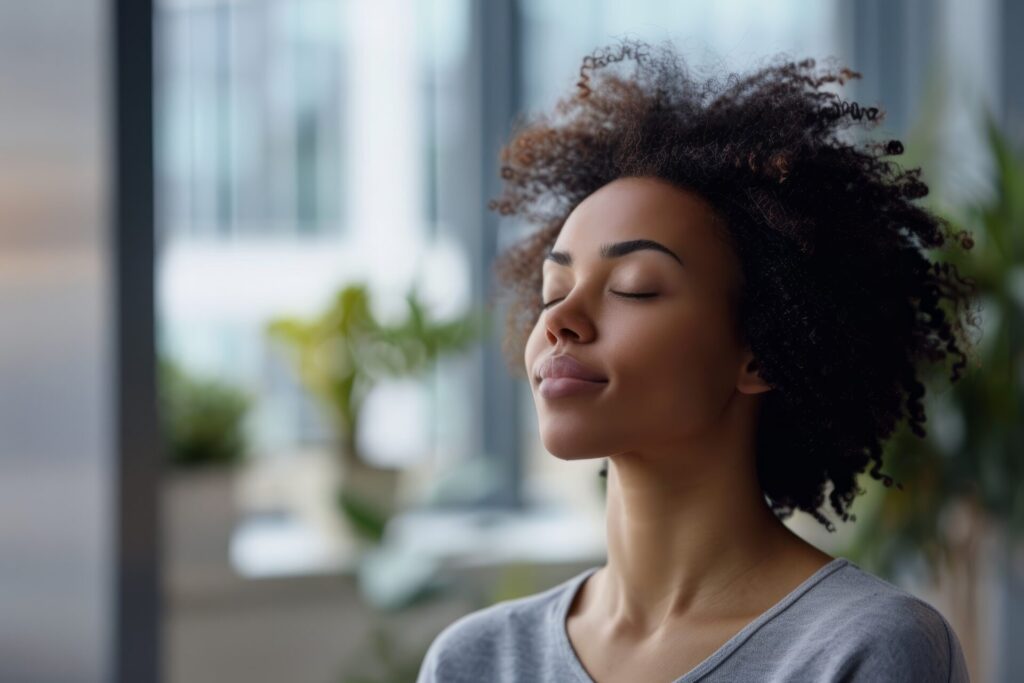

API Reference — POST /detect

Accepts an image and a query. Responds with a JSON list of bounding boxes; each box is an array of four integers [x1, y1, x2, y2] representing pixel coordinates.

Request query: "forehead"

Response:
[[550, 176, 729, 261]]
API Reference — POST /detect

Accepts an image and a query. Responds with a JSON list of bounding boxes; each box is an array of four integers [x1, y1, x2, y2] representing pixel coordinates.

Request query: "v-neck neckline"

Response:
[[554, 557, 851, 683]]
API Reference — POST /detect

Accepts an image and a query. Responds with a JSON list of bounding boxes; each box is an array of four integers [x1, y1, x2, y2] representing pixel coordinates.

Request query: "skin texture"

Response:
[[524, 176, 833, 680]]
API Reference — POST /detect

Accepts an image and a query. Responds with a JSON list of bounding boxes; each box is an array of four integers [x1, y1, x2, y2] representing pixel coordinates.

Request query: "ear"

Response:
[[736, 349, 772, 395]]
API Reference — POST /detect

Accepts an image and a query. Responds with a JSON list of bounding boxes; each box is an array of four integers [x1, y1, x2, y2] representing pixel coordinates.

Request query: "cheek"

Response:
[[611, 310, 739, 427]]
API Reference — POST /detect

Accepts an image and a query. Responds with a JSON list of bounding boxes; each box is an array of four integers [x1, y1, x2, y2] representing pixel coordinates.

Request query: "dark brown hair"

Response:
[[487, 38, 979, 531]]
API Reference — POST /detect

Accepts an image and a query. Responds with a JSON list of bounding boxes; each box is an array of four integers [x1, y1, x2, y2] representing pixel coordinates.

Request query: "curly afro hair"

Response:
[[487, 38, 980, 531]]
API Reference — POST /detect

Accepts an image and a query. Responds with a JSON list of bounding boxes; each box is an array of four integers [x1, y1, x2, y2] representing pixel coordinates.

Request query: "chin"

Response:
[[538, 431, 610, 461], [544, 449, 605, 463]]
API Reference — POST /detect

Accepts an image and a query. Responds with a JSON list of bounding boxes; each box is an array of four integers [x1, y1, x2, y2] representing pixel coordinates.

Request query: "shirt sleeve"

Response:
[[415, 630, 445, 683], [944, 618, 971, 683], [841, 595, 971, 682]]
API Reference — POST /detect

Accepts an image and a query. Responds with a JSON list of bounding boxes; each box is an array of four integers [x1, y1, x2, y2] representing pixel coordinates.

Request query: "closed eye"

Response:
[[540, 291, 658, 310]]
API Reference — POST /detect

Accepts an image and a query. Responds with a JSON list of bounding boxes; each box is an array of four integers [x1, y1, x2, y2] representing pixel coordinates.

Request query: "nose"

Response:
[[543, 294, 595, 345]]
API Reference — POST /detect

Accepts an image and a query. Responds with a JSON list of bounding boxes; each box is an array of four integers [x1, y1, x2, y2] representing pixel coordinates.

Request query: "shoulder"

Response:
[[780, 562, 970, 682], [415, 569, 586, 683]]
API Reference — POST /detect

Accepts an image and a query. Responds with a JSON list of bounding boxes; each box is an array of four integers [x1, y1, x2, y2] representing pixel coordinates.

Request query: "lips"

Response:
[[535, 354, 608, 383]]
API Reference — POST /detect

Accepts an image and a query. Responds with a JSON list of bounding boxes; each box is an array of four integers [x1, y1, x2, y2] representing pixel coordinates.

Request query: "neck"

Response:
[[594, 395, 821, 639]]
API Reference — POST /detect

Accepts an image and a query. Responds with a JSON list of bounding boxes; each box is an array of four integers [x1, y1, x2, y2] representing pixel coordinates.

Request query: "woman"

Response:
[[417, 38, 976, 682]]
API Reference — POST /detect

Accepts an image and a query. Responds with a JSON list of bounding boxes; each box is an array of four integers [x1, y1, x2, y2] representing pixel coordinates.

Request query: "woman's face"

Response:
[[524, 176, 757, 461]]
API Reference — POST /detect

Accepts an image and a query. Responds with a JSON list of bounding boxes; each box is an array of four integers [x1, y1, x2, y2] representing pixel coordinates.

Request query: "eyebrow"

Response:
[[544, 239, 684, 268]]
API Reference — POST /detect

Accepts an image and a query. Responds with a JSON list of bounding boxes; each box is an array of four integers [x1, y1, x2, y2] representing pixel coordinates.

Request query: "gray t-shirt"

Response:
[[415, 557, 969, 682]]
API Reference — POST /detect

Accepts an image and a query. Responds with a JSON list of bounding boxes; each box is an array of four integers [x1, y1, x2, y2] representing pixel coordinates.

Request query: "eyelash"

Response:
[[540, 291, 657, 310]]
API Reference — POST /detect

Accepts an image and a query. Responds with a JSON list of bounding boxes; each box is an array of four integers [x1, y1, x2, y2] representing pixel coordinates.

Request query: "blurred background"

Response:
[[1, 0, 1021, 681]]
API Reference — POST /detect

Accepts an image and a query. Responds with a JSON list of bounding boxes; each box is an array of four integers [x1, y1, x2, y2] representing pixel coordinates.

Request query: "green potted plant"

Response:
[[160, 356, 252, 469], [159, 356, 253, 586], [267, 282, 489, 549]]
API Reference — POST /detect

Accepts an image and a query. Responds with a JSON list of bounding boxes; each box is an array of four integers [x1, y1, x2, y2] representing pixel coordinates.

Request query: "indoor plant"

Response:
[[267, 282, 488, 547], [159, 356, 253, 585]]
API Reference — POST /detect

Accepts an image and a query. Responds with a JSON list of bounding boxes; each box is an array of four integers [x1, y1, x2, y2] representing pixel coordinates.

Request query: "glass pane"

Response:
[[155, 0, 476, 589]]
